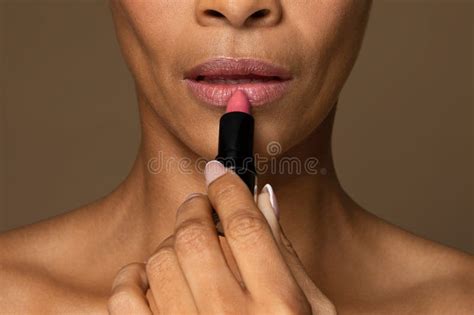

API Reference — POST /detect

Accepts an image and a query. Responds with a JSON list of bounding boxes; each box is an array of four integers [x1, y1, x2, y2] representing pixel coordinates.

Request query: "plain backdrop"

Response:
[[0, 1, 472, 253]]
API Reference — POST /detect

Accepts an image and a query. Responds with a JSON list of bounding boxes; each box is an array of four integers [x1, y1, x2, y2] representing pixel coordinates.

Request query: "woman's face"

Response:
[[109, 0, 371, 159]]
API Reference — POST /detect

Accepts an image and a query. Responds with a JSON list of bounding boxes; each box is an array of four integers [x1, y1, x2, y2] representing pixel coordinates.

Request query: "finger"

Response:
[[257, 184, 337, 314], [173, 193, 246, 313], [146, 235, 198, 315], [145, 289, 160, 314], [217, 235, 245, 286], [279, 226, 337, 314], [204, 160, 302, 302], [108, 262, 152, 315], [256, 184, 280, 237]]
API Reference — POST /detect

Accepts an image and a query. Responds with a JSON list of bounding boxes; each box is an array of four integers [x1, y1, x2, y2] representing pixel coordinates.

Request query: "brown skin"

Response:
[[0, 0, 473, 314]]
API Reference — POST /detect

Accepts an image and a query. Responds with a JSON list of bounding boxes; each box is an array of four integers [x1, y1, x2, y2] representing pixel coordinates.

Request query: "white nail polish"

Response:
[[262, 183, 279, 220]]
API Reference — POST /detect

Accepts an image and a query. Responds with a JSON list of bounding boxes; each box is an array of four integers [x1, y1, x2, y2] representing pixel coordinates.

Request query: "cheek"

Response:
[[115, 0, 200, 116], [118, 0, 193, 64], [269, 1, 368, 150], [290, 1, 360, 75]]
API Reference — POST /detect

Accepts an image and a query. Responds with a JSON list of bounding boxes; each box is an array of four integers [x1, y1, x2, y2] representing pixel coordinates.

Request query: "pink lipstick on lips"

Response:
[[211, 90, 257, 236], [184, 57, 292, 108]]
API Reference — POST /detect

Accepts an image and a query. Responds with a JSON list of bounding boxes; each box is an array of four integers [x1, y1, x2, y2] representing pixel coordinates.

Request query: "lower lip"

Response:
[[183, 79, 292, 107]]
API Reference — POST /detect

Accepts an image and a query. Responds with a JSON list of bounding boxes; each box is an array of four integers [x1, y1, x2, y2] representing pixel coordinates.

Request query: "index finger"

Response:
[[204, 160, 301, 300]]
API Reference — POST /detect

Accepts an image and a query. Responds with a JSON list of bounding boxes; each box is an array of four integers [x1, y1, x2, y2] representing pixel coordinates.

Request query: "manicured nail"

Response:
[[204, 160, 228, 187], [262, 183, 280, 220]]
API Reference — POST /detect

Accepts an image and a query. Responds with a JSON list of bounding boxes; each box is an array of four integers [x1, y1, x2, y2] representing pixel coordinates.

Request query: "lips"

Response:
[[183, 58, 293, 107]]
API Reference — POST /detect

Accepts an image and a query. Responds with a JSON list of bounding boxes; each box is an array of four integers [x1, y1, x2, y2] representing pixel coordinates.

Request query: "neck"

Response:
[[106, 93, 355, 269]]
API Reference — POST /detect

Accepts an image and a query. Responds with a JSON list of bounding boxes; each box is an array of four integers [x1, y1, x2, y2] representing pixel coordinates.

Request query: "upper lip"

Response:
[[183, 57, 293, 81]]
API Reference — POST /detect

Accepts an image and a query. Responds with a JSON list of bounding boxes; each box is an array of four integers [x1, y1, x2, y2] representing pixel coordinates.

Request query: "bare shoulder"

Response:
[[359, 209, 474, 314], [0, 202, 90, 268], [385, 251, 474, 315], [0, 203, 109, 314], [0, 259, 107, 314], [419, 264, 474, 314], [415, 242, 474, 314]]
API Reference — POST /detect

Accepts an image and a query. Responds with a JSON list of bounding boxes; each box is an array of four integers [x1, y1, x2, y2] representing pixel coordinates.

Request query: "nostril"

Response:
[[250, 9, 270, 19], [204, 9, 225, 18], [198, 6, 279, 28]]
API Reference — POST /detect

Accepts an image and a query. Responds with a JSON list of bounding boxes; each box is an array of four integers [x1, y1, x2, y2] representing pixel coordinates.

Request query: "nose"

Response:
[[196, 0, 282, 28]]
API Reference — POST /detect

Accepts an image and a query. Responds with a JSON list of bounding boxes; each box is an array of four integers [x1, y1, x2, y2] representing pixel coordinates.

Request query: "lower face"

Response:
[[109, 0, 372, 160]]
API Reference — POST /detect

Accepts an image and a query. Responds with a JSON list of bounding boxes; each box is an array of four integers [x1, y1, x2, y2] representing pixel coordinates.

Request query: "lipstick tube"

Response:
[[211, 93, 257, 236]]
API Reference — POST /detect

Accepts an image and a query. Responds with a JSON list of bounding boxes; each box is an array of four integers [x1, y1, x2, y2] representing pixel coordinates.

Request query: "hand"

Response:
[[108, 160, 336, 314]]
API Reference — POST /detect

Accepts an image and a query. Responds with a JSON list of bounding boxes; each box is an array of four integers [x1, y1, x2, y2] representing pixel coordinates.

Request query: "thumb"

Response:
[[257, 184, 336, 314], [256, 184, 300, 258], [256, 183, 280, 239]]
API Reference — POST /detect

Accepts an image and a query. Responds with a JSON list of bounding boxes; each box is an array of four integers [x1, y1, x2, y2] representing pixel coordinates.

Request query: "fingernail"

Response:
[[184, 192, 203, 202], [262, 183, 280, 220], [204, 160, 228, 187]]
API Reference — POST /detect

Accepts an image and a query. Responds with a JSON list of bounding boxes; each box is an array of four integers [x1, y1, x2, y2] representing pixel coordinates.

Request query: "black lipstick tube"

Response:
[[211, 111, 257, 236]]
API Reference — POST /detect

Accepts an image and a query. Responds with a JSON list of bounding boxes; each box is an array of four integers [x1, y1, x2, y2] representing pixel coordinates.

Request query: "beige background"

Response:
[[0, 1, 472, 253]]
